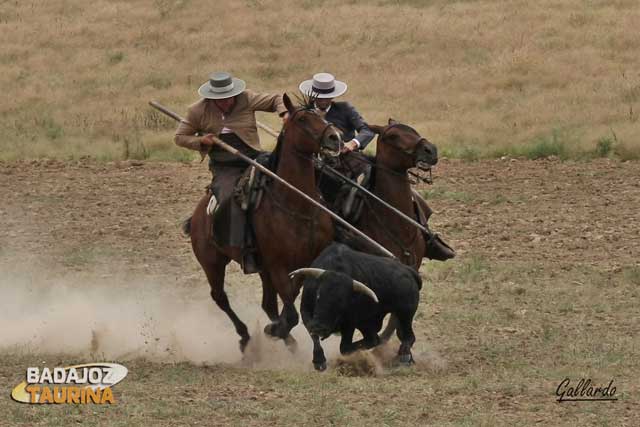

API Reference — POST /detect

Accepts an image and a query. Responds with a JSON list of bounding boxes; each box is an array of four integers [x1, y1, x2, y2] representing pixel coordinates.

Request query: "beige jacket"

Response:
[[174, 90, 286, 152]]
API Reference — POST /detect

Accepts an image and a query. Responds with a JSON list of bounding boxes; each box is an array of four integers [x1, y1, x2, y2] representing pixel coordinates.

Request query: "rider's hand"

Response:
[[200, 134, 216, 147], [342, 140, 359, 153]]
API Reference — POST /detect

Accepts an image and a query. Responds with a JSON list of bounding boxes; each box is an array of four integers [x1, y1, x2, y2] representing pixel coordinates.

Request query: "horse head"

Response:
[[282, 93, 342, 158], [369, 119, 438, 172]]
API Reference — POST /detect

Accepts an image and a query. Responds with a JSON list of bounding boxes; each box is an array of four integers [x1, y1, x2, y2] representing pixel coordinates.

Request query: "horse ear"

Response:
[[283, 93, 295, 114], [369, 124, 385, 135], [388, 118, 398, 125]]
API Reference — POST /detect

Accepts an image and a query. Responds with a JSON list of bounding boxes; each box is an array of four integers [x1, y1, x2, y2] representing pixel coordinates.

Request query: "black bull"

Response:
[[289, 242, 422, 371]]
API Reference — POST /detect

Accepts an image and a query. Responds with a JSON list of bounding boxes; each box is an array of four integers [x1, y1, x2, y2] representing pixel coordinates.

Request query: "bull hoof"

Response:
[[313, 361, 327, 372], [395, 354, 415, 366]]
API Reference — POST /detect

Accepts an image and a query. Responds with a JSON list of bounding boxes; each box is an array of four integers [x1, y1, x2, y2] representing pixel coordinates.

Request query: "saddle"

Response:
[[210, 152, 273, 274], [333, 165, 373, 224], [232, 152, 271, 212]]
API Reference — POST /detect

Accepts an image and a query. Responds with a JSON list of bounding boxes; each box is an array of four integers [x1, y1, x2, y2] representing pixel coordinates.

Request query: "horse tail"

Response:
[[181, 216, 192, 237]]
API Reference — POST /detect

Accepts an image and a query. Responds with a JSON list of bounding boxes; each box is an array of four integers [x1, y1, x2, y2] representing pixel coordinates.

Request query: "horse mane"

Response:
[[295, 91, 318, 111], [389, 123, 420, 136], [269, 131, 285, 171]]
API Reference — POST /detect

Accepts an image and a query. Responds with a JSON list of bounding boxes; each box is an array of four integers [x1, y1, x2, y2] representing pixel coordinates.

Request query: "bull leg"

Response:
[[338, 327, 356, 355], [394, 312, 416, 365], [379, 314, 398, 343], [340, 328, 380, 354], [355, 330, 381, 350], [311, 334, 327, 371]]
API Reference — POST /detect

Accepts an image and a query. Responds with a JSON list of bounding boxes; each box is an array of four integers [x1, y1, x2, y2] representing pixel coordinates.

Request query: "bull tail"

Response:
[[181, 216, 192, 237]]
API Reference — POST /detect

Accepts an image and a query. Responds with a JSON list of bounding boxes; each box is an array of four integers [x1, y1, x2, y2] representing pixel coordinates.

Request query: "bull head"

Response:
[[289, 268, 379, 303]]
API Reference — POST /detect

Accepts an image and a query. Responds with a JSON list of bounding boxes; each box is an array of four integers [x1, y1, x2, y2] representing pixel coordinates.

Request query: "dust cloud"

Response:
[[0, 256, 442, 374], [0, 257, 331, 371]]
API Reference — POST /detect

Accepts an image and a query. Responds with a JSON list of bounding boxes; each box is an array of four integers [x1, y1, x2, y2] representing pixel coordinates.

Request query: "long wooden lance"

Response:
[[149, 100, 396, 259], [318, 164, 437, 238], [249, 117, 440, 240]]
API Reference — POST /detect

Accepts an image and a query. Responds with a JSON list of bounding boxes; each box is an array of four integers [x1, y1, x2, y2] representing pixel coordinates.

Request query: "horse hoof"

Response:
[[284, 335, 298, 353], [395, 354, 414, 366], [263, 323, 278, 337], [239, 337, 250, 353], [313, 362, 327, 372]]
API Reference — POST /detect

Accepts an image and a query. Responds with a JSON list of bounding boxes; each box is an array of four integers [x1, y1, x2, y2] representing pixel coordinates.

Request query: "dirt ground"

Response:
[[1, 158, 638, 426]]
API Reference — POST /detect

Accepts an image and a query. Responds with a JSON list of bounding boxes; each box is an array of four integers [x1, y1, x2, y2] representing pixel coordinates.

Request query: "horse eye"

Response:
[[299, 116, 306, 122]]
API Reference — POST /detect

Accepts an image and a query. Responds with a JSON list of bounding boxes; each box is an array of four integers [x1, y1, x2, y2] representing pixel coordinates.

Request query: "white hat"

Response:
[[298, 73, 348, 98]]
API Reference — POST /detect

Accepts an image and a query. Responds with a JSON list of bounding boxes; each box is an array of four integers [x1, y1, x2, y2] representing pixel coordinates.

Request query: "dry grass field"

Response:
[[1, 0, 639, 161]]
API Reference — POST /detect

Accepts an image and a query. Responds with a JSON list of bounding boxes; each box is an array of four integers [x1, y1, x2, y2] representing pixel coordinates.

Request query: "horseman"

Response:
[[299, 72, 455, 261], [174, 71, 288, 273]]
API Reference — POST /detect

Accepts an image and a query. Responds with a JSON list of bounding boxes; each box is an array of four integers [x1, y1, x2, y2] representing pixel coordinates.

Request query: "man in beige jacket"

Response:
[[175, 71, 287, 273]]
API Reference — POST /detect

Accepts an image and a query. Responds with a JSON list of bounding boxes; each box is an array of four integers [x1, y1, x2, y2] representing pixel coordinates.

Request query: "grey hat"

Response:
[[298, 72, 348, 98], [198, 72, 246, 99]]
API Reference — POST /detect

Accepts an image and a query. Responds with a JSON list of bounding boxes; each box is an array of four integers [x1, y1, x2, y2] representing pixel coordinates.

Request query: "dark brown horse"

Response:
[[352, 119, 439, 342], [355, 119, 438, 270], [186, 94, 341, 351]]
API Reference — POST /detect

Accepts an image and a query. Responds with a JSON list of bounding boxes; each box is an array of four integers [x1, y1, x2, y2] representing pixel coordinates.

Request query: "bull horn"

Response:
[[289, 268, 326, 288], [352, 280, 379, 303], [288, 268, 326, 280]]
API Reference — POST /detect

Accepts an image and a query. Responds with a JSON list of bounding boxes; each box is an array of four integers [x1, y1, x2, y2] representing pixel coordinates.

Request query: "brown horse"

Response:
[[186, 94, 341, 351], [354, 119, 438, 270], [352, 119, 439, 342]]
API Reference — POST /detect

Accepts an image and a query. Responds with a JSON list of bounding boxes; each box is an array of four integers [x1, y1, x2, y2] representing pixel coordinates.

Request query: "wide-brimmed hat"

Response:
[[198, 72, 246, 99], [298, 73, 348, 98]]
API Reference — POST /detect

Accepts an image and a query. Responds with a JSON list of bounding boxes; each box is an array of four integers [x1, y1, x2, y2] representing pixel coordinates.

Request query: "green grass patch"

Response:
[[594, 137, 614, 157], [518, 129, 570, 159], [456, 254, 489, 284]]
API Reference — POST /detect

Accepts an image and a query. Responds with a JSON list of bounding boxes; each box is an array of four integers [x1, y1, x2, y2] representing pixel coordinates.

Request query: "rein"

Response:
[[361, 195, 420, 265], [259, 106, 334, 256], [283, 107, 335, 152], [341, 124, 434, 184]]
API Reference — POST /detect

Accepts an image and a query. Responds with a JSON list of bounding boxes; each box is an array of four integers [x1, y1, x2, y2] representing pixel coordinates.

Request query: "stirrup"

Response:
[[206, 194, 217, 216]]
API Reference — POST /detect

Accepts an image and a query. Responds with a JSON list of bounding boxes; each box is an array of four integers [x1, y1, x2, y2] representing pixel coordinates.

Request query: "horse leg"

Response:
[[259, 271, 280, 332], [202, 256, 251, 353], [260, 271, 299, 352]]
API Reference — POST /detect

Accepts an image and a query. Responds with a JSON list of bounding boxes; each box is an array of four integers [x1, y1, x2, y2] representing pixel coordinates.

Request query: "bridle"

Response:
[[378, 124, 434, 184], [283, 107, 339, 155], [379, 124, 429, 160]]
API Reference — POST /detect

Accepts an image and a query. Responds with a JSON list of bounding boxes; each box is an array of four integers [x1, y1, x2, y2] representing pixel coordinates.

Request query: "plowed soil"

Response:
[[1, 158, 638, 426]]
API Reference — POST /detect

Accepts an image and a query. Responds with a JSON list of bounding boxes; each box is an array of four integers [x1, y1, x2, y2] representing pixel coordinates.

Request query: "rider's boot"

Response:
[[424, 232, 456, 261]]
